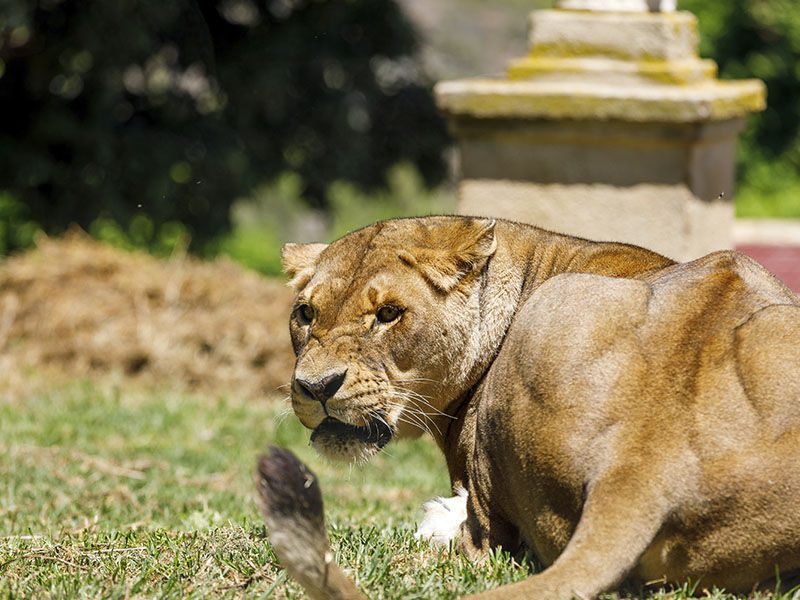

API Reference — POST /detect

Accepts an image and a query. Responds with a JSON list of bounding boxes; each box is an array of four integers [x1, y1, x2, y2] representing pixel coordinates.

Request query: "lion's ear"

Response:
[[281, 243, 327, 291], [399, 218, 497, 293]]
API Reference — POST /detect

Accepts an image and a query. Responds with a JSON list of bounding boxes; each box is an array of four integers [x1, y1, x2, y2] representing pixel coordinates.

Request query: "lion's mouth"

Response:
[[311, 416, 393, 448]]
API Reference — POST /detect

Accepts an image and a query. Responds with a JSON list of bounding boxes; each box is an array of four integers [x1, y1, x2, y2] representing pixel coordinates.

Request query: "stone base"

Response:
[[436, 6, 765, 264], [451, 118, 743, 205], [509, 10, 712, 85], [458, 180, 732, 261], [435, 78, 766, 123], [528, 10, 697, 62], [557, 0, 676, 11], [508, 56, 717, 85]]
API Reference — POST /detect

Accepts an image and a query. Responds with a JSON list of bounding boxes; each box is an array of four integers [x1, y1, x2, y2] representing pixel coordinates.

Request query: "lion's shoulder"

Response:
[[501, 249, 799, 375], [505, 273, 653, 361]]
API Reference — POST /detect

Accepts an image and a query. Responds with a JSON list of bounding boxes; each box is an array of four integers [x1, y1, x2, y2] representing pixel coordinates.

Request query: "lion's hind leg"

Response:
[[735, 304, 800, 432], [464, 464, 676, 600], [725, 304, 800, 585]]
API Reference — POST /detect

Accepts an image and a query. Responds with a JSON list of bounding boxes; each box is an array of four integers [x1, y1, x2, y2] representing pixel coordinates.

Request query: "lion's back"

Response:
[[495, 249, 799, 420]]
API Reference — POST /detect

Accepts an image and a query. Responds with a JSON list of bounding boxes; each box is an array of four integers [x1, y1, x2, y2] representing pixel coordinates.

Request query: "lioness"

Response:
[[271, 216, 800, 599]]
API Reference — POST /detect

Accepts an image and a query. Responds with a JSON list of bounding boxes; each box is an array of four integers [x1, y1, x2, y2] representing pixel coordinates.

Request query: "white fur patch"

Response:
[[415, 487, 468, 546]]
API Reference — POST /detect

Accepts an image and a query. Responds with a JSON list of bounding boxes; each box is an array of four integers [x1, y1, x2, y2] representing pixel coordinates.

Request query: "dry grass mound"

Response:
[[0, 232, 295, 398]]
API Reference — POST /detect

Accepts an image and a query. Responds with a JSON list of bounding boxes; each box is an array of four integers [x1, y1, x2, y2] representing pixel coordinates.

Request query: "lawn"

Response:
[[0, 383, 528, 598], [0, 382, 794, 599]]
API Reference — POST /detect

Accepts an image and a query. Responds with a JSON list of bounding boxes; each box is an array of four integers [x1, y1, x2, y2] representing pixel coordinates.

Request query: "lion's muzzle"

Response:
[[311, 416, 393, 448]]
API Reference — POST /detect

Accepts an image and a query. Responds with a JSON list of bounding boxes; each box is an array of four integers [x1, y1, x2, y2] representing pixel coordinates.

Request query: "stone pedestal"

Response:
[[435, 8, 765, 260], [558, 0, 676, 12]]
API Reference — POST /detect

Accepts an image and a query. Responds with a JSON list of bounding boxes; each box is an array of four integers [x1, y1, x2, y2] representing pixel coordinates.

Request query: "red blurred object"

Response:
[[736, 244, 800, 294]]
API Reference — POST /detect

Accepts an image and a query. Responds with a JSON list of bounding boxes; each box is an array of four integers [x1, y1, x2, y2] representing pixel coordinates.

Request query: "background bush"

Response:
[[682, 0, 800, 217], [0, 0, 449, 253], [2, 0, 799, 261]]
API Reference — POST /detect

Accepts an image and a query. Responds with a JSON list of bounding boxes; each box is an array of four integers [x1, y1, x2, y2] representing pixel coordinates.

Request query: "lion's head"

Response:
[[281, 217, 502, 462]]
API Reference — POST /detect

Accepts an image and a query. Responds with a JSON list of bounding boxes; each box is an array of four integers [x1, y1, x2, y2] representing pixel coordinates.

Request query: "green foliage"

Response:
[[217, 165, 456, 276], [681, 0, 800, 217], [327, 163, 456, 240], [734, 161, 800, 219], [0, 0, 449, 254], [0, 191, 39, 254], [89, 215, 190, 256], [212, 226, 284, 274]]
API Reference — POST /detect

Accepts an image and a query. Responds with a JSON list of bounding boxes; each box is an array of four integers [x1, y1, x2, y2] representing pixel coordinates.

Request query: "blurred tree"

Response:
[[0, 0, 449, 252], [681, 0, 800, 215]]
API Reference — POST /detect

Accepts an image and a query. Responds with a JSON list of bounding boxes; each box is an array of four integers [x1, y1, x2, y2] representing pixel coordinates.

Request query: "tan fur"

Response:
[[277, 216, 800, 598]]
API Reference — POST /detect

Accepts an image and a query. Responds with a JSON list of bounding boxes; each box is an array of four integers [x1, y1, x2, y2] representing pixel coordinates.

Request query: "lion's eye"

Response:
[[376, 305, 402, 324], [296, 303, 315, 325]]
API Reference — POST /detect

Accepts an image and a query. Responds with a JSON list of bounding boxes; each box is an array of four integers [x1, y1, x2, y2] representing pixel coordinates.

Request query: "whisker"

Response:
[[372, 405, 416, 440], [384, 400, 439, 438], [393, 412, 431, 437], [384, 396, 436, 425], [390, 389, 456, 420], [273, 401, 294, 427], [397, 417, 435, 437], [391, 386, 456, 420], [396, 375, 440, 384], [367, 410, 399, 457]]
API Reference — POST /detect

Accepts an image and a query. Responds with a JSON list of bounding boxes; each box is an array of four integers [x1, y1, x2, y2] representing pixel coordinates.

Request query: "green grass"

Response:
[[0, 382, 796, 598], [0, 383, 527, 598]]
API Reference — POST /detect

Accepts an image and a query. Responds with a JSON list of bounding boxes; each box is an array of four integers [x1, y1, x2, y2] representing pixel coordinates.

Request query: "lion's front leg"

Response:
[[415, 487, 468, 546], [415, 484, 519, 558], [457, 480, 522, 560]]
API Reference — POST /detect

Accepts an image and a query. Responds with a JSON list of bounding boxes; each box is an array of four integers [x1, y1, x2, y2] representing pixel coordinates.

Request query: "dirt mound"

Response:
[[0, 232, 295, 398]]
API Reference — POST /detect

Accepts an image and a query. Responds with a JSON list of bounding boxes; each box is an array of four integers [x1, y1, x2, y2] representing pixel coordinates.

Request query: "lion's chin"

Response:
[[310, 416, 393, 463]]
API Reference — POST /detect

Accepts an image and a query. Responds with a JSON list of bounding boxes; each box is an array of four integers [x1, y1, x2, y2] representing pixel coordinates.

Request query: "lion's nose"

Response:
[[294, 370, 348, 406]]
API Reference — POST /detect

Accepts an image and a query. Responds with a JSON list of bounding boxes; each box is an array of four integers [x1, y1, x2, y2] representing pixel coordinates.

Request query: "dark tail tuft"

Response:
[[257, 445, 325, 530], [256, 446, 367, 600]]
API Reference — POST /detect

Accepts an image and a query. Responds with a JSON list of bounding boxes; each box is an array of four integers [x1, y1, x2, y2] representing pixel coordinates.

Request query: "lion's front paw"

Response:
[[415, 487, 468, 546]]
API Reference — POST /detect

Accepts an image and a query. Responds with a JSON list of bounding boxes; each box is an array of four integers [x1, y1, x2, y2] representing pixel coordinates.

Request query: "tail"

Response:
[[256, 446, 366, 600]]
